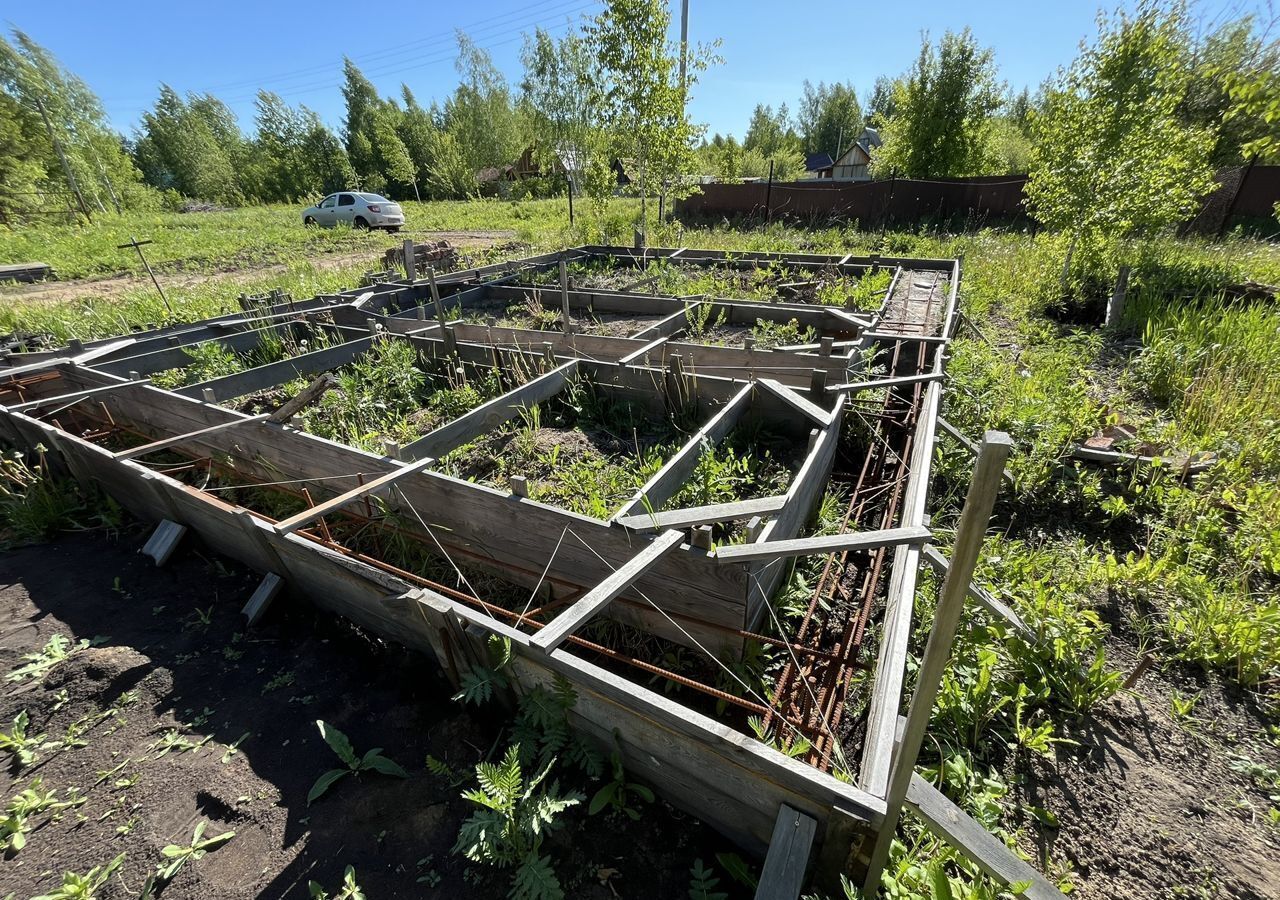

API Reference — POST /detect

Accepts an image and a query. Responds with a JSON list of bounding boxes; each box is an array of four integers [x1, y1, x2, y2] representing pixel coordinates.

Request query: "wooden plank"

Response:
[[629, 305, 694, 341], [939, 416, 1015, 486], [71, 338, 137, 364], [267, 373, 337, 423], [6, 380, 148, 412], [618, 334, 671, 364], [97, 326, 283, 377], [113, 413, 271, 460], [906, 774, 1066, 900], [613, 382, 754, 519], [714, 525, 931, 563], [141, 520, 187, 566], [617, 495, 787, 531], [242, 572, 284, 626], [828, 309, 874, 330], [176, 336, 374, 400], [755, 804, 818, 900], [400, 359, 579, 461], [828, 372, 943, 393], [862, 331, 948, 344], [756, 378, 834, 427], [860, 380, 941, 795], [862, 433, 1014, 891], [273, 454, 438, 534], [0, 355, 74, 378], [746, 395, 845, 628], [530, 529, 686, 652], [1069, 444, 1215, 474], [535, 643, 888, 828], [0, 261, 52, 283], [920, 545, 1032, 638]]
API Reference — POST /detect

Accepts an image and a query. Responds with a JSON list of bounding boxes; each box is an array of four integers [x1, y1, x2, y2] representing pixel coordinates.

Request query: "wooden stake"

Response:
[[402, 239, 416, 282], [862, 432, 1013, 893], [560, 257, 572, 334]]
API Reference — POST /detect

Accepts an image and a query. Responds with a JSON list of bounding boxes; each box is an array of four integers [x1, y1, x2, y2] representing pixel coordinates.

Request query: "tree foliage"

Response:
[[585, 0, 719, 228], [447, 34, 526, 178], [1026, 2, 1216, 265], [1185, 16, 1280, 166], [135, 86, 245, 204], [522, 26, 620, 209], [0, 29, 153, 223], [796, 80, 861, 156], [873, 29, 1002, 178]]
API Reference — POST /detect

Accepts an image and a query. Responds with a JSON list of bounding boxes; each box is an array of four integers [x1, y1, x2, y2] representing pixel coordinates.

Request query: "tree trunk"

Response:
[[639, 152, 647, 241], [1105, 264, 1131, 329], [35, 95, 91, 222], [1059, 232, 1079, 294]]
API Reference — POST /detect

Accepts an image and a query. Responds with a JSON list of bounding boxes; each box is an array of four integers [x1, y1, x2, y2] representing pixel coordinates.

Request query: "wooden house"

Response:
[[831, 127, 882, 181]]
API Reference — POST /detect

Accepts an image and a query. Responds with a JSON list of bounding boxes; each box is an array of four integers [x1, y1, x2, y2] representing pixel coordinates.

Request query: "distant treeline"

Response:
[[1, 0, 1277, 230]]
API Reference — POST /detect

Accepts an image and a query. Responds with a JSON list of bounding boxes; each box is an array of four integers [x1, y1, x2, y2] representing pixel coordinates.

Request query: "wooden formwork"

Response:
[[0, 246, 1064, 899]]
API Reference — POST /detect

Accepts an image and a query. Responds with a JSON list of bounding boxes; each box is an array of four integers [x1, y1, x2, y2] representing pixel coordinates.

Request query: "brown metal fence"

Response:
[[676, 167, 1280, 232]]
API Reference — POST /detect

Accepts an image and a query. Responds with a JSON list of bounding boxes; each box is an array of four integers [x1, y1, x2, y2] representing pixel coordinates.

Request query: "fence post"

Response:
[[861, 431, 1013, 895], [765, 159, 775, 225]]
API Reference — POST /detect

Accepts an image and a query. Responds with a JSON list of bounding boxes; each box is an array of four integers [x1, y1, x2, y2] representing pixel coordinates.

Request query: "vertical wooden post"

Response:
[[402, 238, 416, 282], [427, 266, 455, 355], [810, 368, 827, 398], [861, 431, 1012, 894], [560, 256, 572, 334]]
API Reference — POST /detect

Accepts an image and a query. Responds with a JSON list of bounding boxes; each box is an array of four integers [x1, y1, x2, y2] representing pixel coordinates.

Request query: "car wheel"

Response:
[[386, 226, 401, 234], [304, 216, 316, 227], [353, 216, 369, 230]]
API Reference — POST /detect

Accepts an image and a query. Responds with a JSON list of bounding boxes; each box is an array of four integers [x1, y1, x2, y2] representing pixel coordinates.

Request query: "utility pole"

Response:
[[658, 0, 690, 229], [679, 0, 690, 91], [34, 95, 91, 223]]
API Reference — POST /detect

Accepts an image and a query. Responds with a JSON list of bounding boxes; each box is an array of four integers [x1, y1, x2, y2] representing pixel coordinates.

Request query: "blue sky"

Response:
[[6, 0, 1272, 139]]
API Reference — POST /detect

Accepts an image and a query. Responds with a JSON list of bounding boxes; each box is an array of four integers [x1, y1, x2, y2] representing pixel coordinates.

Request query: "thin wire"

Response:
[[391, 484, 502, 626], [563, 527, 809, 741], [748, 567, 855, 777], [201, 470, 377, 493], [518, 524, 570, 622]]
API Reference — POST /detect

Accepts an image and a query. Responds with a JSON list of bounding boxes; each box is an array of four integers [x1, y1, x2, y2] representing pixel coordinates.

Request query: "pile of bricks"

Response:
[[382, 240, 457, 278]]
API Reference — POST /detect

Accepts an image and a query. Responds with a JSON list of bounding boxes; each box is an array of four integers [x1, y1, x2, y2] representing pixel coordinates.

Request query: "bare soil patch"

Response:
[[0, 530, 739, 898], [1009, 614, 1280, 899]]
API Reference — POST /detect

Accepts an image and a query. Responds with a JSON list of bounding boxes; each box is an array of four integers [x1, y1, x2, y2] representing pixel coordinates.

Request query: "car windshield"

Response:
[[358, 193, 389, 202]]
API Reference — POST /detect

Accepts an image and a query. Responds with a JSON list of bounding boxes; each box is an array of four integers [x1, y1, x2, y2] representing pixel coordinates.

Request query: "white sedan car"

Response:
[[303, 192, 404, 231]]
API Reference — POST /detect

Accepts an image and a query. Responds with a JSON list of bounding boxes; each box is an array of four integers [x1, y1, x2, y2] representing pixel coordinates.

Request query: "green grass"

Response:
[[0, 259, 375, 343], [0, 206, 392, 281]]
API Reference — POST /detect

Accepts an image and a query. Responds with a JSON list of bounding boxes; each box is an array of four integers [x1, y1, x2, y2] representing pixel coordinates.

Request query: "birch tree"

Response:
[[1026, 2, 1216, 293], [584, 0, 719, 234]]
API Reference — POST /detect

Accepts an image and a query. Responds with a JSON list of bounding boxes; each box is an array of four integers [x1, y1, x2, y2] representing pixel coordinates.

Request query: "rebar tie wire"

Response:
[[562, 526, 821, 747]]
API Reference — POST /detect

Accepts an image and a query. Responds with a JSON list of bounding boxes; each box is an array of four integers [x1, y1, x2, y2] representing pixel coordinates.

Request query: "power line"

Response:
[[203, 0, 591, 94], [100, 0, 600, 108], [210, 15, 591, 108]]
